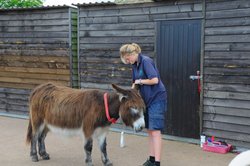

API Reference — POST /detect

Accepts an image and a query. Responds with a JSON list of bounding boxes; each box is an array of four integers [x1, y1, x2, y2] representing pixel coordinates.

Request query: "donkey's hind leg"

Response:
[[30, 127, 42, 162], [30, 123, 45, 162], [38, 127, 50, 160], [97, 131, 113, 166], [84, 138, 93, 166]]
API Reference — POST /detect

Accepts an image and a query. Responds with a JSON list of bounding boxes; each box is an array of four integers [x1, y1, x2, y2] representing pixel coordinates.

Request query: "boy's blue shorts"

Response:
[[145, 100, 167, 131]]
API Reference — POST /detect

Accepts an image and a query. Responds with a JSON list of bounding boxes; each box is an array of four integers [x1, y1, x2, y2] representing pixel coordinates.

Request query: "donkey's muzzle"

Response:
[[133, 117, 145, 132], [134, 125, 144, 132]]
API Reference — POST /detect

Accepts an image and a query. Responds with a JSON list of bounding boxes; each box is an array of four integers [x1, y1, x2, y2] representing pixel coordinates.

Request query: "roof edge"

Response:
[[0, 4, 77, 11]]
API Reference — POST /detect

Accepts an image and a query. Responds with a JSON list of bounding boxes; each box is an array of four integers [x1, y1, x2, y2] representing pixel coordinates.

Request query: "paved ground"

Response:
[[0, 116, 236, 166]]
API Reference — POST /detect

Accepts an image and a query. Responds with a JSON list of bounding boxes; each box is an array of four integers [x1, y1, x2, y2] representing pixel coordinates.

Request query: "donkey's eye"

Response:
[[130, 108, 139, 116]]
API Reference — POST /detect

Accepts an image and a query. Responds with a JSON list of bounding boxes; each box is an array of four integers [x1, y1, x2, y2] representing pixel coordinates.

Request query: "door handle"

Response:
[[189, 71, 202, 80], [189, 71, 202, 93]]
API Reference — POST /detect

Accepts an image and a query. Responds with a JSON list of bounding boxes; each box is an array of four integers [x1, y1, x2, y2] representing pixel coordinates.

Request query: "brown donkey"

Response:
[[26, 83, 145, 166]]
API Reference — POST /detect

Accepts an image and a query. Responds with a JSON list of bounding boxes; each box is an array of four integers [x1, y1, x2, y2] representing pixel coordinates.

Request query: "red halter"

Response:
[[104, 93, 117, 124]]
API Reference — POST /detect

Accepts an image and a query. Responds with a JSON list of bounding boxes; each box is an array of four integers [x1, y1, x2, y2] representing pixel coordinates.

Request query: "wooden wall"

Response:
[[77, 1, 202, 90], [0, 6, 78, 115], [203, 0, 250, 148]]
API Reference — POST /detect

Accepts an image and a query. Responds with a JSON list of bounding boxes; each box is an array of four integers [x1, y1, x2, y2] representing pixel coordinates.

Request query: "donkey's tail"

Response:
[[26, 119, 32, 145]]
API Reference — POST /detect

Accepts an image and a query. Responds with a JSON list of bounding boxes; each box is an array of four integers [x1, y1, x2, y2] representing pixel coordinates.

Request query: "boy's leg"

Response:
[[151, 130, 162, 162]]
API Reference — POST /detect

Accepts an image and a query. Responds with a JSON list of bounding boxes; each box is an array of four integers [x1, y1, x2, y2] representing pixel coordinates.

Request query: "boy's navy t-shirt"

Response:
[[132, 53, 167, 107]]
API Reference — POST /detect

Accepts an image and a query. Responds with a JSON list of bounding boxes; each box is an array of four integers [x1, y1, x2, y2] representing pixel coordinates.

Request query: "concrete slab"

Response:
[[0, 116, 236, 166]]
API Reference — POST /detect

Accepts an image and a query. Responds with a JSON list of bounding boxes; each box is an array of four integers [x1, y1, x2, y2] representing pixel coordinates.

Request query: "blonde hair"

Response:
[[119, 43, 141, 64]]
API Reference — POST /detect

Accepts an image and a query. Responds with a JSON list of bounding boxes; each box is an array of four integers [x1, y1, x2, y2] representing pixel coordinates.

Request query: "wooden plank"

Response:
[[80, 76, 131, 86], [0, 12, 69, 21], [80, 72, 131, 80], [204, 67, 250, 75], [0, 55, 69, 63], [0, 97, 28, 105], [150, 12, 202, 20], [205, 43, 250, 51], [204, 105, 250, 118], [205, 17, 250, 27], [79, 43, 153, 50], [0, 60, 69, 69], [79, 50, 155, 58], [206, 0, 250, 11], [204, 90, 250, 101], [79, 16, 118, 24], [80, 68, 131, 77], [79, 29, 155, 37], [0, 19, 69, 27], [121, 12, 202, 23], [205, 34, 250, 43], [0, 77, 69, 86], [79, 43, 154, 51], [0, 66, 69, 75], [0, 71, 70, 81], [79, 36, 155, 44], [205, 26, 250, 35], [0, 104, 28, 113], [79, 63, 130, 71], [0, 87, 31, 94], [0, 82, 40, 89], [203, 98, 250, 109], [0, 49, 69, 56], [0, 109, 29, 116], [203, 113, 250, 126], [0, 43, 69, 49], [204, 59, 250, 67], [203, 121, 250, 134], [206, 8, 250, 19], [79, 56, 121, 63], [0, 32, 69, 38], [80, 82, 130, 90], [0, 38, 69, 44], [80, 63, 131, 72], [80, 62, 130, 69], [0, 92, 29, 100], [204, 51, 250, 60], [0, 25, 69, 32], [79, 22, 154, 31], [204, 75, 250, 84], [204, 83, 250, 93]]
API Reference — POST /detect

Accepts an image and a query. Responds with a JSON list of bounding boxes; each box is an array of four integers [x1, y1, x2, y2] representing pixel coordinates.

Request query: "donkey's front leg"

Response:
[[84, 138, 93, 166], [97, 136, 113, 166]]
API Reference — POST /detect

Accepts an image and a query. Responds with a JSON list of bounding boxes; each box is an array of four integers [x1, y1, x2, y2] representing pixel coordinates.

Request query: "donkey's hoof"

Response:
[[104, 161, 113, 166], [31, 155, 39, 162], [86, 162, 94, 166], [41, 153, 50, 160]]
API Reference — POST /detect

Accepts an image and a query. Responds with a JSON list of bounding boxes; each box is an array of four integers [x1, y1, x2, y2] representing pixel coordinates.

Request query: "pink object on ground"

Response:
[[202, 141, 232, 154]]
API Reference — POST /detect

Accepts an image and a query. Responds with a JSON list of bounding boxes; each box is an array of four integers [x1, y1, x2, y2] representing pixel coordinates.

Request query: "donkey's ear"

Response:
[[132, 84, 140, 90], [112, 84, 128, 101], [112, 84, 127, 94]]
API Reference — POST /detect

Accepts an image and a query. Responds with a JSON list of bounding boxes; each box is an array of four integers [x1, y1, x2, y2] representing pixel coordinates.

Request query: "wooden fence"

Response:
[[0, 6, 78, 115], [203, 0, 250, 148]]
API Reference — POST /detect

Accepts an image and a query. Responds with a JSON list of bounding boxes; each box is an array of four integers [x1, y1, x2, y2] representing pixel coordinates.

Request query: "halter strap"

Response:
[[104, 93, 117, 124]]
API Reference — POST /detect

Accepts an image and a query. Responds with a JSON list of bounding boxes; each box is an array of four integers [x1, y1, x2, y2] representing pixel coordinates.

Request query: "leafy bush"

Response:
[[0, 0, 44, 9]]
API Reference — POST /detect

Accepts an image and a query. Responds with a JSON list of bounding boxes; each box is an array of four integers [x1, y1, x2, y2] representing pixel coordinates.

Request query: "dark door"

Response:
[[156, 19, 201, 138]]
